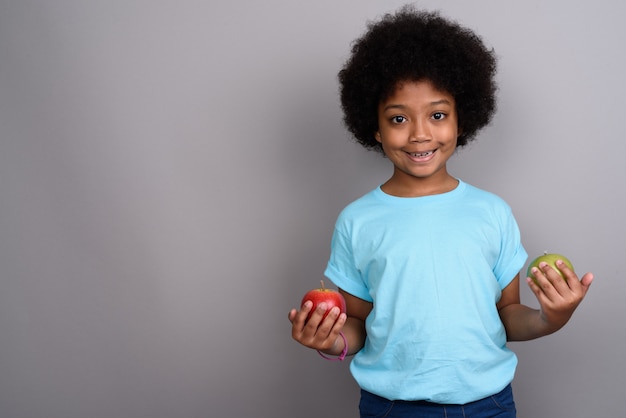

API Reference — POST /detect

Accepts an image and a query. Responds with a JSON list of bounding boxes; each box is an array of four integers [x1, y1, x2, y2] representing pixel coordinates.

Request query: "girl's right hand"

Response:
[[288, 301, 347, 355]]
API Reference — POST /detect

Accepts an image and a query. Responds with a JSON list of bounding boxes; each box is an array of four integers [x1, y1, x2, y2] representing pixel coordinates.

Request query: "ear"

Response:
[[375, 131, 382, 143]]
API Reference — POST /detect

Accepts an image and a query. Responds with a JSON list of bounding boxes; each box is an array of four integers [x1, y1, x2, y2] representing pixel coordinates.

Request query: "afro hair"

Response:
[[339, 6, 498, 152]]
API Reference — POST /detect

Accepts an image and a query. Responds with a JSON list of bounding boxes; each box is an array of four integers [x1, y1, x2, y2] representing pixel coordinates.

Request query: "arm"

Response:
[[498, 261, 594, 341], [289, 288, 372, 357]]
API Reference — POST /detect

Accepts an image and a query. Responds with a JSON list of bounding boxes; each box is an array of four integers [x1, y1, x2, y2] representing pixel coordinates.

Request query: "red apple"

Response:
[[527, 251, 575, 284], [301, 280, 346, 322]]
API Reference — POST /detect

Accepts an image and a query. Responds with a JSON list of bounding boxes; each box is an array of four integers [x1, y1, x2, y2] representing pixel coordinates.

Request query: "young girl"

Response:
[[289, 6, 593, 417]]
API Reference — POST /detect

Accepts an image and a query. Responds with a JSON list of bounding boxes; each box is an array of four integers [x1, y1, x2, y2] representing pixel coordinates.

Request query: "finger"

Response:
[[526, 274, 547, 300], [317, 307, 347, 349], [538, 262, 570, 293], [539, 262, 562, 282], [552, 261, 592, 298], [555, 259, 576, 281], [332, 312, 348, 330], [291, 301, 327, 345], [298, 302, 328, 334], [580, 272, 594, 291], [329, 312, 348, 340], [287, 308, 297, 323], [317, 306, 345, 335], [529, 265, 557, 295], [296, 304, 343, 350], [291, 301, 314, 331]]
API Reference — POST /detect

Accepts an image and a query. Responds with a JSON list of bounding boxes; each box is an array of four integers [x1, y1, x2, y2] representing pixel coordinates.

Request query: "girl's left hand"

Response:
[[526, 259, 594, 329]]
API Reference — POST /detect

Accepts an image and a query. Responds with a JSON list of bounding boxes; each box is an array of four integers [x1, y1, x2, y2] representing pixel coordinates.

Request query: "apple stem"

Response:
[[320, 279, 325, 290]]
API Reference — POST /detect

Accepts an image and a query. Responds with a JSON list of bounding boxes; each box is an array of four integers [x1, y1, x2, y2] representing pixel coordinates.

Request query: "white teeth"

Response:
[[411, 151, 433, 157]]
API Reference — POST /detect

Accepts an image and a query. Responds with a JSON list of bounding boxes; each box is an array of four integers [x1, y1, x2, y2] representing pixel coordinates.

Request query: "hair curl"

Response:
[[339, 6, 498, 152]]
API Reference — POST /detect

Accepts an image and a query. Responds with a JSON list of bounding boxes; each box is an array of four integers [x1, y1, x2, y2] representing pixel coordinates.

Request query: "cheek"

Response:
[[376, 137, 388, 155], [441, 125, 459, 144]]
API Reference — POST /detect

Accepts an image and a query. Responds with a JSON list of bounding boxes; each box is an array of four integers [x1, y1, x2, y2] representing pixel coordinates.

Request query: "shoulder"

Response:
[[461, 181, 512, 210], [336, 187, 383, 217], [458, 181, 517, 226], [332, 186, 394, 236]]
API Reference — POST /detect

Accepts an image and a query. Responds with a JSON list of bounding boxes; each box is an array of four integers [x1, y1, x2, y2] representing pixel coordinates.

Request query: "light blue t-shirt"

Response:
[[324, 180, 527, 404]]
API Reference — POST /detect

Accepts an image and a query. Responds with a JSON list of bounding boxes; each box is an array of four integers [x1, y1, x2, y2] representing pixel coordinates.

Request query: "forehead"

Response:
[[381, 79, 455, 106]]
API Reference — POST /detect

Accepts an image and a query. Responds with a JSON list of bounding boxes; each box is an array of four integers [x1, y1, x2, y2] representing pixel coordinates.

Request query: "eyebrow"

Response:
[[382, 99, 453, 111]]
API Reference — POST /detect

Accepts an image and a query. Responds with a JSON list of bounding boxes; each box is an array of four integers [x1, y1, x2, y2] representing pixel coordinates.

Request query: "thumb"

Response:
[[580, 272, 594, 289], [287, 308, 297, 323]]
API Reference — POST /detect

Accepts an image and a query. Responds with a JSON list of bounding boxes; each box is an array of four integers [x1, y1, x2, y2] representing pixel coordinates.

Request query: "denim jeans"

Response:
[[359, 384, 516, 418]]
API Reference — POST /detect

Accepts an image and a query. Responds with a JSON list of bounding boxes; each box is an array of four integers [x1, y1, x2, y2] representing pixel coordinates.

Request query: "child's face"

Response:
[[375, 79, 459, 191]]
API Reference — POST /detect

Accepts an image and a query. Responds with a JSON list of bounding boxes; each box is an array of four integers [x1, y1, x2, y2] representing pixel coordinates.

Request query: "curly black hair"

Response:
[[339, 6, 497, 152]]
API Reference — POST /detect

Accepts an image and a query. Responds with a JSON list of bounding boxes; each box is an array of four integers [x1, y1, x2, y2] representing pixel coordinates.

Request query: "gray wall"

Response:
[[1, 1, 623, 417]]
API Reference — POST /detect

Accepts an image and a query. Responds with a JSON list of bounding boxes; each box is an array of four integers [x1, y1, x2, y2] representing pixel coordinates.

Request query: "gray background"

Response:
[[0, 0, 623, 417]]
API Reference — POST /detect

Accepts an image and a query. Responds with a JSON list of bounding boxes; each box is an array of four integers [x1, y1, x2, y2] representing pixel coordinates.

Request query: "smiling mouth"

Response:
[[408, 150, 435, 158]]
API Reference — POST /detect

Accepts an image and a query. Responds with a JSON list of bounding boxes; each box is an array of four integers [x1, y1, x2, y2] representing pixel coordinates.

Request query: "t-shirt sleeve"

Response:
[[323, 224, 372, 302], [494, 204, 528, 289]]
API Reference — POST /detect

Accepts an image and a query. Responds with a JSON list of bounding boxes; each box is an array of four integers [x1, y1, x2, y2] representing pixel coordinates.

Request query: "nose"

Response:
[[409, 119, 431, 143]]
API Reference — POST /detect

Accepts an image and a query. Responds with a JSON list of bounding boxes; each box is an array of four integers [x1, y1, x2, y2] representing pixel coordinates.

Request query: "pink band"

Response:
[[317, 332, 348, 361]]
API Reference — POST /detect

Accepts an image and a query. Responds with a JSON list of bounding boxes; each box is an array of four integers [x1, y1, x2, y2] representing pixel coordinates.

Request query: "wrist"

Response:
[[318, 332, 348, 361], [537, 309, 563, 336]]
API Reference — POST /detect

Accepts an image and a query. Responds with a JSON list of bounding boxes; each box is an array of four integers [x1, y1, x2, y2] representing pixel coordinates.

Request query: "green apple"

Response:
[[527, 252, 574, 283]]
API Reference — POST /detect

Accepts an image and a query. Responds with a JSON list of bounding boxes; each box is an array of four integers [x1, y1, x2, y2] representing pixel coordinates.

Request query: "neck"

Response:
[[381, 171, 458, 197]]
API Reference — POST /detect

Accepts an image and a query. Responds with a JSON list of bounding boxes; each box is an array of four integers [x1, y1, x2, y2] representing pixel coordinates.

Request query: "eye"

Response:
[[391, 115, 407, 124], [432, 112, 446, 120]]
